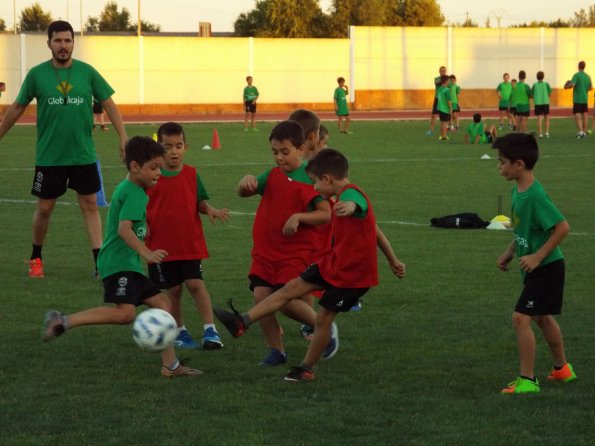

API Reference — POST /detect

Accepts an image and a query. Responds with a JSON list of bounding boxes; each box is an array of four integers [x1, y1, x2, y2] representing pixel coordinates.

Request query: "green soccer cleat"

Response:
[[500, 376, 540, 394]]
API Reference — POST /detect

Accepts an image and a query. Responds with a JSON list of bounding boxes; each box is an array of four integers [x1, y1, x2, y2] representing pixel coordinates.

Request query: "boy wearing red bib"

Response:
[[216, 149, 406, 382]]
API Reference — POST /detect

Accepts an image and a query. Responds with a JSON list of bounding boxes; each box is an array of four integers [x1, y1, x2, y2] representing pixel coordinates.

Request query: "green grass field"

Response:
[[1, 118, 593, 445]]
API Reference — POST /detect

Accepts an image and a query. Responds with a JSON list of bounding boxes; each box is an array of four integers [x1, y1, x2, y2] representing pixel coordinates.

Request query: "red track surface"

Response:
[[14, 107, 574, 124]]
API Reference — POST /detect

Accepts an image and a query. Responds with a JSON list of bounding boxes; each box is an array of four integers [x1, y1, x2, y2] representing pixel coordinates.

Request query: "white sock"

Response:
[[177, 325, 187, 334], [204, 323, 216, 332]]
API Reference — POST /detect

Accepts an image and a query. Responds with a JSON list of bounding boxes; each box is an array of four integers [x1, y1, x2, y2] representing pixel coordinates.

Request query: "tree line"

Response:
[[1, 1, 594, 35]]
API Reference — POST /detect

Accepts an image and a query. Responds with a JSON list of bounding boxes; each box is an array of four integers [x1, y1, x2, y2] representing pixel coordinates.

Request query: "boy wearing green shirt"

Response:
[[564, 61, 592, 139], [436, 75, 452, 141], [465, 113, 496, 144], [449, 74, 461, 131], [427, 66, 447, 135], [42, 136, 202, 378], [494, 133, 575, 394], [496, 73, 513, 130], [334, 77, 351, 134], [514, 71, 532, 133], [532, 71, 552, 138], [243, 76, 260, 132]]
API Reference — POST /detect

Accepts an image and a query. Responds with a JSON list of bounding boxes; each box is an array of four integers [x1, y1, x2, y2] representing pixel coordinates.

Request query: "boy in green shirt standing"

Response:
[[514, 71, 532, 133], [493, 133, 576, 394], [334, 77, 351, 134], [496, 73, 513, 130], [564, 61, 592, 139], [42, 136, 202, 378], [448, 74, 461, 131], [243, 76, 260, 132], [532, 71, 552, 138], [436, 75, 452, 141]]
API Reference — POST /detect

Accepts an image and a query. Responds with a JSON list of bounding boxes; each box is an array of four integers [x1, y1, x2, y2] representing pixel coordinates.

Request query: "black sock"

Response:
[[241, 313, 252, 328], [298, 362, 313, 372], [31, 244, 42, 260], [554, 364, 564, 370], [520, 375, 536, 382], [92, 249, 100, 270]]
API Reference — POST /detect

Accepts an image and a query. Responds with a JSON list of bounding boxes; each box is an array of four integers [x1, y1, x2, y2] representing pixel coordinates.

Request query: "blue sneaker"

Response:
[[322, 322, 339, 360], [174, 329, 200, 349], [350, 300, 362, 312], [259, 348, 287, 367], [202, 327, 224, 350], [300, 324, 314, 341]]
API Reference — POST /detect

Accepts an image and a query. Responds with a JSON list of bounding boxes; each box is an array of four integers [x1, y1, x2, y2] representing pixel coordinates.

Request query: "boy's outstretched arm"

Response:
[[118, 220, 168, 264], [237, 174, 259, 197], [518, 220, 570, 273], [376, 225, 406, 279], [198, 200, 231, 224], [282, 200, 331, 236]]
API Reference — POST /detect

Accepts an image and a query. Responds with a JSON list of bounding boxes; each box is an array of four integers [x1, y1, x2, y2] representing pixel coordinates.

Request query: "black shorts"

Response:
[[31, 163, 101, 199], [485, 132, 494, 143], [498, 106, 510, 111], [103, 271, 161, 306], [300, 263, 369, 313], [92, 101, 103, 114], [573, 103, 588, 114], [431, 97, 438, 115], [534, 104, 550, 115], [452, 104, 461, 113], [515, 259, 565, 316], [510, 107, 517, 115], [148, 260, 203, 289], [438, 112, 451, 122], [516, 110, 530, 117], [244, 101, 257, 113], [248, 274, 284, 292]]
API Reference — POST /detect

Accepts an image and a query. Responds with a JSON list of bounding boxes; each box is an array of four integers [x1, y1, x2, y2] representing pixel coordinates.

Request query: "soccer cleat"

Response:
[[28, 258, 44, 278], [259, 348, 288, 367], [438, 136, 450, 141], [174, 329, 200, 349], [587, 129, 592, 135], [547, 363, 577, 382], [161, 359, 203, 378], [545, 133, 550, 138], [42, 310, 66, 341], [498, 125, 503, 130], [243, 128, 249, 132], [350, 300, 362, 312], [500, 376, 540, 394], [252, 128, 260, 132], [425, 130, 433, 136], [202, 327, 224, 350], [213, 299, 247, 338], [576, 132, 586, 139], [284, 366, 315, 382], [300, 324, 314, 341], [322, 322, 339, 360], [101, 125, 109, 131], [539, 134, 543, 138]]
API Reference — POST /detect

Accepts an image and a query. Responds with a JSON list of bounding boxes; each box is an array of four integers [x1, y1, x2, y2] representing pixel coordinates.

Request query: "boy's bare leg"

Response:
[[253, 286, 284, 351], [78, 193, 102, 251], [534, 315, 567, 367], [302, 307, 337, 368], [345, 116, 351, 132], [66, 303, 137, 328], [166, 285, 184, 326], [244, 112, 249, 129], [186, 279, 215, 325], [512, 311, 536, 378], [574, 113, 584, 132], [280, 297, 316, 327], [537, 115, 543, 135], [545, 115, 550, 134]]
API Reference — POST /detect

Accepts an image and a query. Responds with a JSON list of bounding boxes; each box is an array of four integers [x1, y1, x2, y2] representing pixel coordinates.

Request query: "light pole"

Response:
[[137, 0, 141, 36]]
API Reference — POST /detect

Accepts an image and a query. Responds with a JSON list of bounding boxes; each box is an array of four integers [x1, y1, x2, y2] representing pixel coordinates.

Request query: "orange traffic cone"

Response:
[[212, 128, 221, 150]]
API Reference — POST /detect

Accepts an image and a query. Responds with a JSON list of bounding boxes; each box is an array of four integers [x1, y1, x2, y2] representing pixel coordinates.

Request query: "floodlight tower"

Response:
[[490, 9, 508, 28]]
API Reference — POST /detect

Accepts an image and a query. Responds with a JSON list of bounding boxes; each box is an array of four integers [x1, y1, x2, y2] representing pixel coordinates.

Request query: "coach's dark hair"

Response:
[[288, 109, 320, 139], [579, 60, 586, 70], [269, 120, 305, 149], [125, 136, 165, 170], [47, 20, 74, 40], [492, 133, 539, 170], [157, 122, 186, 143], [306, 148, 349, 179]]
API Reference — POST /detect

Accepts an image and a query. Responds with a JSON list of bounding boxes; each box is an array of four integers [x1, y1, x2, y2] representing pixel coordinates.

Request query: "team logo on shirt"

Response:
[[56, 81, 73, 95]]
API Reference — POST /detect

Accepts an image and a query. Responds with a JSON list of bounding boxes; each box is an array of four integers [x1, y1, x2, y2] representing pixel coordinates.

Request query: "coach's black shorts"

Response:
[[300, 263, 369, 313], [31, 163, 100, 199], [438, 111, 451, 122], [92, 101, 103, 114], [515, 259, 565, 316], [534, 104, 550, 116], [103, 271, 161, 306], [573, 103, 588, 114], [431, 97, 438, 115], [148, 260, 203, 289], [248, 274, 284, 292], [244, 100, 257, 113]]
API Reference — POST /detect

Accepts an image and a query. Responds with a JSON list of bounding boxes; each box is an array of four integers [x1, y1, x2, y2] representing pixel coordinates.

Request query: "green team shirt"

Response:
[[436, 85, 451, 114], [256, 161, 323, 208], [449, 84, 461, 105], [570, 71, 592, 104], [97, 179, 148, 278], [511, 179, 565, 277], [334, 87, 349, 116], [434, 76, 441, 96], [340, 188, 367, 218], [15, 59, 114, 166], [160, 169, 209, 201], [510, 85, 518, 107], [467, 122, 487, 144], [243, 85, 259, 102], [532, 81, 552, 105], [497, 82, 512, 107], [514, 81, 532, 113]]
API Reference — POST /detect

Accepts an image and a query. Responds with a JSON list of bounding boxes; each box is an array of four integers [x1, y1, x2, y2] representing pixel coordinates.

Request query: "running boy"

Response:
[[42, 136, 202, 378], [515, 71, 532, 133], [436, 75, 452, 141], [243, 76, 260, 132], [215, 149, 406, 382], [334, 77, 351, 134], [237, 120, 334, 366], [509, 78, 518, 130], [145, 122, 230, 350], [465, 113, 497, 144], [496, 73, 513, 130], [493, 133, 575, 394], [532, 71, 552, 138], [449, 74, 461, 131]]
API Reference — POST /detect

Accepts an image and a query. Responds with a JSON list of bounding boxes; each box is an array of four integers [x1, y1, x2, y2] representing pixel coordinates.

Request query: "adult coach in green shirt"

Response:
[[564, 60, 593, 139], [0, 20, 127, 278]]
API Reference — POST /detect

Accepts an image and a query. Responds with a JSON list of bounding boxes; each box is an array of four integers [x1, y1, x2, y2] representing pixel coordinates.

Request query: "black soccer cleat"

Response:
[[213, 299, 247, 338]]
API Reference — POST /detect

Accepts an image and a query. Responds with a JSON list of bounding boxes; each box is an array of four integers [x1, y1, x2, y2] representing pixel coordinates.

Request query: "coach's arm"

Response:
[[0, 102, 28, 142], [101, 97, 128, 161]]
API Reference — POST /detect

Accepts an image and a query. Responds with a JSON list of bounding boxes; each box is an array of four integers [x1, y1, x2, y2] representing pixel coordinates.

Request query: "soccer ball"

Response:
[[132, 309, 177, 353]]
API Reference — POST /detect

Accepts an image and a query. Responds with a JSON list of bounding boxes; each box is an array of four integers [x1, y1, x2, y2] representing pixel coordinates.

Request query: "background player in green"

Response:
[[496, 73, 514, 130], [514, 71, 532, 133], [243, 75, 260, 132], [427, 66, 447, 135], [564, 60, 592, 139], [448, 74, 461, 131], [465, 113, 496, 144], [0, 20, 127, 279], [493, 133, 576, 394], [42, 136, 202, 378], [436, 75, 452, 141], [334, 77, 351, 134], [532, 71, 552, 138]]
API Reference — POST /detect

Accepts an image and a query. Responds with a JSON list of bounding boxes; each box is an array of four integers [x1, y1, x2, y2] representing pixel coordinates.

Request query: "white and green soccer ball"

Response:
[[132, 309, 177, 353]]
